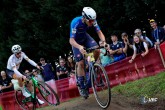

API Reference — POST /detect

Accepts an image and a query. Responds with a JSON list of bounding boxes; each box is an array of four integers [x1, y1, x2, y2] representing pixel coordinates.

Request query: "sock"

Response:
[[77, 76, 85, 89]]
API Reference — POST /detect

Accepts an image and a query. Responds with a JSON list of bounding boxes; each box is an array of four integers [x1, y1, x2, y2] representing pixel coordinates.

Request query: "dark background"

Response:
[[0, 0, 164, 70]]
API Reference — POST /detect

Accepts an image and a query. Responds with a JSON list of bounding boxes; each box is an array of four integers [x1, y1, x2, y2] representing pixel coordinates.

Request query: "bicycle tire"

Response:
[[15, 89, 36, 110], [91, 63, 111, 109], [38, 81, 60, 106]]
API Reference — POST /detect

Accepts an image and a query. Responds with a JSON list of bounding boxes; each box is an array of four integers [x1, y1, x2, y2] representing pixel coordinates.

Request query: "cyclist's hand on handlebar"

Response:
[[104, 44, 110, 50], [36, 65, 44, 70], [22, 75, 29, 81], [79, 46, 86, 54]]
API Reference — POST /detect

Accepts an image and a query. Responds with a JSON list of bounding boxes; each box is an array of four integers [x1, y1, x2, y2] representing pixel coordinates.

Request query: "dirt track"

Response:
[[38, 93, 165, 110]]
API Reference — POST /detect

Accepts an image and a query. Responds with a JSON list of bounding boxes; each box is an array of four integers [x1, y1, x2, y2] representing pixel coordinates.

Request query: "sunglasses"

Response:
[[86, 19, 95, 23], [16, 52, 21, 55], [60, 62, 64, 63]]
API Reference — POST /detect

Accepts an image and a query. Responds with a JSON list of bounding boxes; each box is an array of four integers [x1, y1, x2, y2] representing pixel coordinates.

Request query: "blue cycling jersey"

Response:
[[70, 16, 100, 39]]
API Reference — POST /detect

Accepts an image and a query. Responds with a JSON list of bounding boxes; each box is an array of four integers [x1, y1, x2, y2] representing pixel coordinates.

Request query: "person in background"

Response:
[[56, 58, 69, 80], [0, 71, 13, 93], [150, 19, 165, 48], [40, 58, 58, 103], [134, 29, 153, 48], [32, 69, 44, 82], [109, 34, 126, 62], [121, 32, 133, 57], [163, 25, 165, 30], [24, 69, 31, 76], [69, 71, 76, 87], [129, 35, 149, 63], [67, 56, 75, 73], [40, 58, 55, 82], [99, 41, 114, 66]]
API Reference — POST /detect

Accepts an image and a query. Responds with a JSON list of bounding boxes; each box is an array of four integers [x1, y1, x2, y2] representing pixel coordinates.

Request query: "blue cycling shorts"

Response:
[[72, 33, 98, 62]]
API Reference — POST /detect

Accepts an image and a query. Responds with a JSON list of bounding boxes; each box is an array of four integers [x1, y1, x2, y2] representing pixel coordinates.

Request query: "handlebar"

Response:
[[84, 44, 109, 56], [24, 68, 43, 80]]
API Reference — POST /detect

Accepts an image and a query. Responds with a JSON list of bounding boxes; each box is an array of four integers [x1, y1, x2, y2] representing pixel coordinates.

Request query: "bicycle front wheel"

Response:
[[91, 63, 111, 109], [38, 81, 60, 106], [15, 89, 36, 110]]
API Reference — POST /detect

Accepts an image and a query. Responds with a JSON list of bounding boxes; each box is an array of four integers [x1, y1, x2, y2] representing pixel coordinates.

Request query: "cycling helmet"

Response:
[[82, 7, 96, 20], [11, 45, 22, 54]]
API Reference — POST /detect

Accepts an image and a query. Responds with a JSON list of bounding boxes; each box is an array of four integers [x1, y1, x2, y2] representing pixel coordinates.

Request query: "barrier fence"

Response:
[[1, 42, 165, 110]]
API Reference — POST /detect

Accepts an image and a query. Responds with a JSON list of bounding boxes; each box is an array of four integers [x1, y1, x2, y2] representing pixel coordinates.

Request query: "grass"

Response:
[[112, 72, 165, 99]]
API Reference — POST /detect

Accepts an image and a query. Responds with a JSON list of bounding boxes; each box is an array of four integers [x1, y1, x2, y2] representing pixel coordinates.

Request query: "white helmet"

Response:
[[82, 7, 96, 20], [11, 45, 22, 54]]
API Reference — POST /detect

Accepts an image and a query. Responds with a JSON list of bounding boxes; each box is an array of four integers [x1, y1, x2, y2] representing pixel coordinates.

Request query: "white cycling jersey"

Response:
[[7, 52, 28, 70], [7, 52, 38, 77]]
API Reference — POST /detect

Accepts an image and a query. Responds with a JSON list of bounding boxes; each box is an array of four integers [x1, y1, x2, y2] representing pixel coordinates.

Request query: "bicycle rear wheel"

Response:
[[91, 63, 111, 109], [38, 81, 60, 106], [15, 89, 36, 110]]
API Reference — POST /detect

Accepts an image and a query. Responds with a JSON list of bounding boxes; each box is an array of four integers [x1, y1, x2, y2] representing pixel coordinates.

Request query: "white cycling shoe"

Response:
[[21, 87, 31, 98], [37, 99, 45, 105]]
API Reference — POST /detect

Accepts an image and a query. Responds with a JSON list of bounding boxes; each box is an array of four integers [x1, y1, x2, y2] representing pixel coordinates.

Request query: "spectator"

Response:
[[67, 56, 76, 73], [56, 58, 69, 80], [99, 41, 114, 66], [129, 35, 149, 63], [121, 32, 133, 57], [40, 58, 55, 81], [24, 69, 31, 76], [134, 29, 153, 48], [163, 25, 165, 30], [149, 19, 165, 46], [40, 58, 57, 103], [32, 69, 44, 82], [0, 71, 13, 93], [69, 71, 76, 87], [109, 34, 126, 62]]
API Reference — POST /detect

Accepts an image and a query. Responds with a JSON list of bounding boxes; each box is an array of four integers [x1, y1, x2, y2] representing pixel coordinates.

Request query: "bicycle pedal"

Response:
[[97, 83, 105, 87], [22, 97, 32, 103]]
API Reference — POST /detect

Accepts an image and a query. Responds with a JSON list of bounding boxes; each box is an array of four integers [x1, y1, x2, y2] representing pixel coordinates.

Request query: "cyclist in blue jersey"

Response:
[[69, 7, 107, 97]]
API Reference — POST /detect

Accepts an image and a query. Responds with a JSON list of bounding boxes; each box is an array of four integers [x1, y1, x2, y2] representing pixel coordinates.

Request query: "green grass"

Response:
[[112, 72, 165, 99]]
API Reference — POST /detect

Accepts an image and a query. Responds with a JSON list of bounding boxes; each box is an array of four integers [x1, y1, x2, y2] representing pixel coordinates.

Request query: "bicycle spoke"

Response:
[[38, 82, 60, 106], [15, 89, 36, 110], [91, 63, 111, 109]]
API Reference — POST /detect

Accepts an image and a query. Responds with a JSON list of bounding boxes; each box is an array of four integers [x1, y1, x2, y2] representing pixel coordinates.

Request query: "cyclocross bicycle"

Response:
[[15, 69, 60, 110], [75, 46, 111, 109]]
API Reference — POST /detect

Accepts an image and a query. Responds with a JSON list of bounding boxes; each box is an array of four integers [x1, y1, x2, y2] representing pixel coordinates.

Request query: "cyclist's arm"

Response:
[[69, 38, 83, 49], [97, 30, 105, 42], [23, 52, 38, 67], [13, 67, 23, 77]]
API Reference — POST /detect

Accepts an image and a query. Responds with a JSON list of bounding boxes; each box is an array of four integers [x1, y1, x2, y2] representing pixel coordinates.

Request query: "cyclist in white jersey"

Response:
[[6, 44, 44, 104]]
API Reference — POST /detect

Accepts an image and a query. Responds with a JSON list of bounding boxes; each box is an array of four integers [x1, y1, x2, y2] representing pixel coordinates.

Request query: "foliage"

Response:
[[0, 0, 164, 70]]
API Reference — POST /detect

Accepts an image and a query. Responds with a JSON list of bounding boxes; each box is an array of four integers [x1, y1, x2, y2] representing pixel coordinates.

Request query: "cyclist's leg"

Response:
[[6, 69, 31, 97], [72, 46, 85, 88], [85, 33, 100, 60]]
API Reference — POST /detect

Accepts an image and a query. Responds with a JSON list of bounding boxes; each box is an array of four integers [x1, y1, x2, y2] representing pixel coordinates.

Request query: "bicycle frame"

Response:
[[84, 52, 96, 88], [22, 76, 49, 104]]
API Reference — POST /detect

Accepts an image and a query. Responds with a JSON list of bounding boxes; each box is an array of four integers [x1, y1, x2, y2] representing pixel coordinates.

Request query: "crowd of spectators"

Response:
[[0, 71, 14, 93], [100, 19, 165, 66], [1, 19, 164, 94]]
